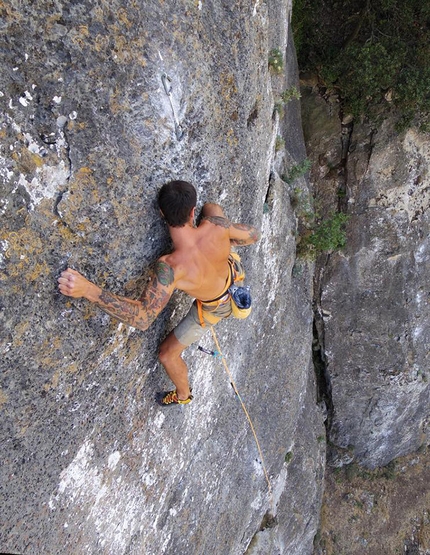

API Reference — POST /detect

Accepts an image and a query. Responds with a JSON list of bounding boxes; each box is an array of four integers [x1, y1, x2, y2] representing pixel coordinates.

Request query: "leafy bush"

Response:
[[280, 86, 302, 103], [282, 158, 312, 184], [275, 135, 285, 151], [292, 0, 430, 130], [300, 212, 350, 255], [268, 48, 284, 74]]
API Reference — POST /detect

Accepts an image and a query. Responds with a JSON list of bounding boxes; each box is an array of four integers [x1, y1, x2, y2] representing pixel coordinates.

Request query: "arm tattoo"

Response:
[[95, 281, 172, 331], [98, 290, 139, 319], [232, 223, 253, 232], [230, 223, 261, 245], [249, 228, 261, 242], [230, 238, 248, 246], [203, 216, 230, 229], [154, 260, 174, 287], [136, 285, 171, 328]]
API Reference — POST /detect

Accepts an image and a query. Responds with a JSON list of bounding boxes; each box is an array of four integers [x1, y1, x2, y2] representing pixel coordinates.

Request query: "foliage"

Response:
[[282, 158, 311, 184], [274, 87, 302, 117], [275, 135, 285, 151], [268, 48, 284, 74], [273, 101, 284, 117], [280, 86, 302, 103], [290, 184, 314, 222], [300, 212, 350, 255], [292, 0, 430, 130]]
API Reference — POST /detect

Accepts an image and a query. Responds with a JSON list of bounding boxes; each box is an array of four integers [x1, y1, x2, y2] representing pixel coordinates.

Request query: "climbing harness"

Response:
[[161, 72, 184, 141], [199, 327, 274, 511]]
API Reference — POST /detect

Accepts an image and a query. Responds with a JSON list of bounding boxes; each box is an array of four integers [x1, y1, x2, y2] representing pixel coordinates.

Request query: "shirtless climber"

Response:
[[58, 180, 260, 406]]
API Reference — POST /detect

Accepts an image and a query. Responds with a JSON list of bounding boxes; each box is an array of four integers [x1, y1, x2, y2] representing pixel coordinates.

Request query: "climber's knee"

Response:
[[158, 331, 185, 366]]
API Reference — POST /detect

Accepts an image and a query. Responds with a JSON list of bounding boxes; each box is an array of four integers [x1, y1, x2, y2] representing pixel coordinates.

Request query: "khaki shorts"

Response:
[[174, 253, 246, 347], [174, 297, 233, 346]]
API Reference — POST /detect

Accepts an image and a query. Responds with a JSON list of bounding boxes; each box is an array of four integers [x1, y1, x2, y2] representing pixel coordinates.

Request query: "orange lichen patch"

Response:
[[1, 228, 49, 283], [36, 336, 65, 364], [64, 166, 96, 202], [75, 166, 94, 178], [0, 1, 22, 23], [12, 148, 45, 174], [226, 128, 238, 147], [117, 7, 133, 28], [27, 260, 51, 282], [94, 33, 110, 53], [106, 157, 127, 181], [108, 88, 132, 115], [12, 321, 31, 347], [78, 24, 89, 37], [220, 73, 238, 102], [3, 228, 39, 255], [110, 198, 136, 228], [81, 304, 99, 321], [42, 361, 77, 392], [43, 371, 60, 392], [44, 14, 63, 32], [106, 29, 147, 65], [0, 388, 8, 409], [72, 121, 87, 131], [91, 5, 104, 23], [53, 219, 82, 243], [61, 166, 101, 221]]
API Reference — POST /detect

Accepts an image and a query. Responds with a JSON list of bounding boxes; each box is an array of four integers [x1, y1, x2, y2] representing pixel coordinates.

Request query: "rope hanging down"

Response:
[[208, 326, 273, 510]]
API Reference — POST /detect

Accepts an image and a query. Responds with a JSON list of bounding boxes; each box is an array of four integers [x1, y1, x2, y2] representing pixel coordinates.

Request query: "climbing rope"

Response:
[[208, 326, 274, 510]]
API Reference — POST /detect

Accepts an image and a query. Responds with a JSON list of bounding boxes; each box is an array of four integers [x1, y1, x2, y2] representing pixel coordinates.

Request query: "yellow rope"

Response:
[[210, 326, 273, 510]]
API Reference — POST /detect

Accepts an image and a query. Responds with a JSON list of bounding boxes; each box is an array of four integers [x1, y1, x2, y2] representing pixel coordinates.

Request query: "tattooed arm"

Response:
[[202, 203, 261, 246], [58, 261, 175, 331]]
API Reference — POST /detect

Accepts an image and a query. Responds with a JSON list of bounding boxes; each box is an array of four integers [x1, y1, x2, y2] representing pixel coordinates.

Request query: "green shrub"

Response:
[[300, 212, 350, 255], [280, 86, 302, 103], [273, 101, 284, 117], [283, 158, 311, 184], [292, 0, 430, 130], [275, 135, 285, 151], [268, 48, 284, 74]]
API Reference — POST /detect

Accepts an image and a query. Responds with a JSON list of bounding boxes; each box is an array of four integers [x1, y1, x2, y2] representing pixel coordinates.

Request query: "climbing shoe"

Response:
[[156, 389, 193, 407]]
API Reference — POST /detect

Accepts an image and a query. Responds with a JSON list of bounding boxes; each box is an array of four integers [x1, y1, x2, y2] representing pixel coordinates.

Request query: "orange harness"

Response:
[[196, 254, 245, 327]]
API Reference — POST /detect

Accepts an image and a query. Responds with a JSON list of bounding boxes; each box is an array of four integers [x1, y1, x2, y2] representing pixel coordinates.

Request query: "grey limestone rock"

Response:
[[0, 1, 323, 554], [302, 91, 430, 469]]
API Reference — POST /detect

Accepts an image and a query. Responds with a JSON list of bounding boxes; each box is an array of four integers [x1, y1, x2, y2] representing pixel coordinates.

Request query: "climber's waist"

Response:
[[199, 256, 236, 305]]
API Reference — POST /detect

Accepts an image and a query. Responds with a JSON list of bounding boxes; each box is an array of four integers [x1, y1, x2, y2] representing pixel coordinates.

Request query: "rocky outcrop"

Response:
[[1, 2, 324, 554], [302, 90, 430, 469]]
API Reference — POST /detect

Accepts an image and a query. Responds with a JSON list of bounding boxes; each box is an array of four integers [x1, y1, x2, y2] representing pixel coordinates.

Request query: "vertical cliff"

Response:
[[301, 88, 430, 470], [1, 1, 324, 554]]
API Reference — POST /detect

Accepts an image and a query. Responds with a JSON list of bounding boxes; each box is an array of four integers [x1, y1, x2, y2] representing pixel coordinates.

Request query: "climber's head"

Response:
[[158, 180, 197, 227]]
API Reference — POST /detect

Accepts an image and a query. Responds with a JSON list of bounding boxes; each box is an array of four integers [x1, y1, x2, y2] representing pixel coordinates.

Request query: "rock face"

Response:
[[302, 91, 430, 469], [1, 1, 324, 554]]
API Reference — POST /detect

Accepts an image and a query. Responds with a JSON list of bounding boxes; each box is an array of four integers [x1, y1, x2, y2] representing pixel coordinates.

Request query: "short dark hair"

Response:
[[158, 180, 197, 227]]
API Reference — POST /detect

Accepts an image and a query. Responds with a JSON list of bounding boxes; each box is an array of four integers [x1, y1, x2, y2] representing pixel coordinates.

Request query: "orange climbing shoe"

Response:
[[156, 389, 193, 406]]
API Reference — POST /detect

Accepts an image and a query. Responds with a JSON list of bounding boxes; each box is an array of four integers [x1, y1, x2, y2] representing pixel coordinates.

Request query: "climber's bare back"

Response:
[[160, 203, 259, 302], [162, 217, 232, 302]]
